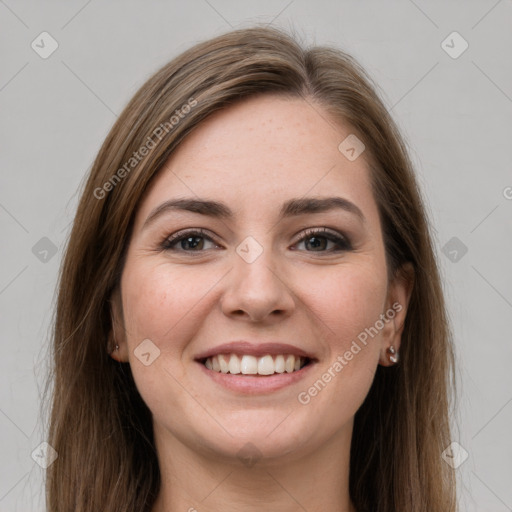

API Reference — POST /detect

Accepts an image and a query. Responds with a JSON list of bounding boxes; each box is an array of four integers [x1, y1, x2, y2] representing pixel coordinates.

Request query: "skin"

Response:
[[111, 95, 414, 512]]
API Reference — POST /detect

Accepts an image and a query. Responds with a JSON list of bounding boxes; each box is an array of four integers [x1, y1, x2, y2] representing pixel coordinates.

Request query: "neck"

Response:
[[151, 421, 356, 512]]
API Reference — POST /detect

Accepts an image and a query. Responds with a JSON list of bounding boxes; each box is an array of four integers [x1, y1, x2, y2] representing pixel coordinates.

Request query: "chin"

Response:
[[191, 415, 317, 465]]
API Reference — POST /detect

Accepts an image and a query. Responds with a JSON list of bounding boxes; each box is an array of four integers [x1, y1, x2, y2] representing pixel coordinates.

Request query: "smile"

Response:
[[203, 354, 309, 376]]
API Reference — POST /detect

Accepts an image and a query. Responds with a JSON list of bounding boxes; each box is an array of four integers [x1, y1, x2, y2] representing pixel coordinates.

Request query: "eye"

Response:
[[160, 229, 219, 252], [293, 227, 352, 252]]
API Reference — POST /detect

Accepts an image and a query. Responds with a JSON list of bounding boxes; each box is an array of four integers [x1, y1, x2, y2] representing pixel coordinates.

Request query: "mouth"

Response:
[[200, 353, 312, 376], [194, 341, 317, 393]]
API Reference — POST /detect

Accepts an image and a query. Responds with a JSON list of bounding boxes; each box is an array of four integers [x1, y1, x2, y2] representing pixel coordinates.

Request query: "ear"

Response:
[[109, 286, 129, 363], [379, 262, 415, 366]]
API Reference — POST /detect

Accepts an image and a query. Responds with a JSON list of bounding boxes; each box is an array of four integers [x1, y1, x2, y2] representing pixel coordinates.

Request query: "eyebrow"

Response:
[[142, 196, 366, 231]]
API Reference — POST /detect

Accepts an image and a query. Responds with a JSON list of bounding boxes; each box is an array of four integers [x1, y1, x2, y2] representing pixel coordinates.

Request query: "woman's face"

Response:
[[112, 95, 412, 464]]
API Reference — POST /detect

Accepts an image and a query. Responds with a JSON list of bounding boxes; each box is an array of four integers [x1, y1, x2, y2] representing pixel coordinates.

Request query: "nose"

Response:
[[220, 247, 295, 323]]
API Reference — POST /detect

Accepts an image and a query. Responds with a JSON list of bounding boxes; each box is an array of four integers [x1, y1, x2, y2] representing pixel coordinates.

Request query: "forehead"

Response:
[[134, 95, 379, 230]]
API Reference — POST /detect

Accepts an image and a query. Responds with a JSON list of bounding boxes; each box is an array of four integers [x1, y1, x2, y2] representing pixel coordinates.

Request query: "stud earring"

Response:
[[387, 345, 399, 364], [107, 331, 119, 355], [109, 308, 120, 354]]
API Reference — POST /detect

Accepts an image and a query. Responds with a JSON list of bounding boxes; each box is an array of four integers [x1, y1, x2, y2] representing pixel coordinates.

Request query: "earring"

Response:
[[387, 345, 399, 364], [107, 331, 119, 355], [109, 308, 119, 354]]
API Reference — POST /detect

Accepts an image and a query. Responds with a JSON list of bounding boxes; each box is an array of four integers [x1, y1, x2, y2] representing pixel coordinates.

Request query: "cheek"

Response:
[[292, 266, 386, 439], [121, 261, 214, 345], [301, 262, 388, 350], [120, 262, 216, 425]]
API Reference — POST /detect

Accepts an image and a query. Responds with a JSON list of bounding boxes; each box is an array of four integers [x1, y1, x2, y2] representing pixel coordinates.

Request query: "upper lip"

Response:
[[194, 341, 316, 361]]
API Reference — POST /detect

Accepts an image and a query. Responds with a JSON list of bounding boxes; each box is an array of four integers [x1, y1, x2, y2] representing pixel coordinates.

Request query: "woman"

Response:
[[47, 26, 457, 511]]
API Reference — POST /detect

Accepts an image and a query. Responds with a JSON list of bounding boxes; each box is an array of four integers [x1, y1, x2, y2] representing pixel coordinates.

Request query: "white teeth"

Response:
[[258, 355, 275, 375], [274, 354, 285, 373], [203, 353, 307, 375], [228, 353, 241, 374], [285, 355, 295, 373], [218, 354, 230, 374], [240, 355, 258, 375]]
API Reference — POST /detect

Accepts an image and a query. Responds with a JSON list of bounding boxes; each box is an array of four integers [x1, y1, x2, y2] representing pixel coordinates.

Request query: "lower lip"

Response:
[[196, 360, 316, 394]]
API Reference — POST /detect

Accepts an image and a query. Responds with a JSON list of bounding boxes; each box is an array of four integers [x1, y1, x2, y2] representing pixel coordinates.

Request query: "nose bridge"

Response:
[[221, 234, 294, 320], [236, 246, 278, 287], [234, 235, 283, 294]]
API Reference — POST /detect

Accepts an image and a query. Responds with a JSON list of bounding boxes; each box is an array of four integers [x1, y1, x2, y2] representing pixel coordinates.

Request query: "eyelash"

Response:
[[160, 227, 353, 254]]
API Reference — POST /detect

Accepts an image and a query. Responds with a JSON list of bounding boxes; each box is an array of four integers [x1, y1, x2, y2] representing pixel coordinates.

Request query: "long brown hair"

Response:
[[46, 25, 457, 511]]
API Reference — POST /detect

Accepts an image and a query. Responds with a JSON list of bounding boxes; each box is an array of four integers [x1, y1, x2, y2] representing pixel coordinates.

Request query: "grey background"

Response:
[[1, 1, 511, 510]]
